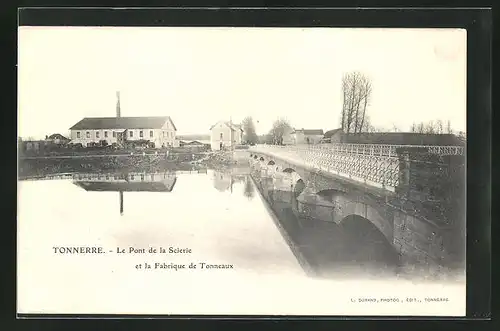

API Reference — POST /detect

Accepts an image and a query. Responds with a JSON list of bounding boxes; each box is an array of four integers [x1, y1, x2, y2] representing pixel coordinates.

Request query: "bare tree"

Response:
[[269, 118, 292, 145], [425, 120, 436, 134], [416, 122, 425, 133], [411, 120, 457, 134], [446, 120, 453, 134], [436, 120, 444, 134], [341, 71, 372, 134], [410, 122, 417, 133]]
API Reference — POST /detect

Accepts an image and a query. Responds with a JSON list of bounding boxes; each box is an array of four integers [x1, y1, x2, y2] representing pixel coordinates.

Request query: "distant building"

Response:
[[179, 140, 211, 151], [282, 127, 295, 145], [20, 140, 48, 153], [69, 116, 178, 148], [46, 133, 71, 145], [210, 120, 244, 150], [68, 92, 179, 149], [292, 129, 324, 144], [340, 132, 465, 146], [321, 128, 344, 144]]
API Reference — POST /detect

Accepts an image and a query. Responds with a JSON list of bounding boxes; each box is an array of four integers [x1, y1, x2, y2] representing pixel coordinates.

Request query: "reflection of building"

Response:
[[213, 171, 233, 192], [72, 172, 177, 192], [73, 172, 178, 216], [209, 120, 244, 150], [212, 170, 247, 192]]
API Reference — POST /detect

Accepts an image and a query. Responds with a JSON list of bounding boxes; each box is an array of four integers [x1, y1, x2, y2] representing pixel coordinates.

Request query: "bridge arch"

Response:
[[338, 201, 394, 249], [283, 167, 296, 174], [339, 214, 400, 266], [259, 157, 265, 161], [294, 178, 306, 197], [267, 160, 275, 165], [253, 155, 258, 159]]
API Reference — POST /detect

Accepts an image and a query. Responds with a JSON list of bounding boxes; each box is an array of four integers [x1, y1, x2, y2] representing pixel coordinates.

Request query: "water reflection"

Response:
[[211, 169, 247, 194], [20, 168, 415, 280], [253, 177, 402, 279], [72, 171, 178, 216], [72, 172, 178, 192], [243, 177, 255, 200]]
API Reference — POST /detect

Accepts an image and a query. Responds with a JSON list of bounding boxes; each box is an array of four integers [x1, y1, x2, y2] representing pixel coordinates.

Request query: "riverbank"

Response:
[[18, 149, 251, 179], [192, 150, 250, 169], [18, 154, 203, 179]]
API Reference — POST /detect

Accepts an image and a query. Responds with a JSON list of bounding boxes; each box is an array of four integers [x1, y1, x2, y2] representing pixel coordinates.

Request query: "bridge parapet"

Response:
[[250, 144, 465, 194], [250, 144, 400, 192]]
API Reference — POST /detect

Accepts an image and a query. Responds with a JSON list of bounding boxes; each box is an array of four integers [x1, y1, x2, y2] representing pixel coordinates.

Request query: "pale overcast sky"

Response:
[[18, 27, 466, 139]]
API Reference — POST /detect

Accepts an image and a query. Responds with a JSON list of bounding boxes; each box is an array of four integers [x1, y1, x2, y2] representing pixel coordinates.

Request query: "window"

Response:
[[76, 132, 80, 138], [130, 131, 133, 137], [140, 174, 144, 181], [163, 131, 165, 137], [86, 131, 90, 138], [104, 131, 108, 138], [96, 131, 100, 138], [220, 133, 223, 139], [113, 131, 116, 138], [150, 130, 154, 138], [140, 130, 143, 138]]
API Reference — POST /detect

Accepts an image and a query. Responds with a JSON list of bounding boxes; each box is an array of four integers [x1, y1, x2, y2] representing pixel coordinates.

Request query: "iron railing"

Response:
[[260, 143, 465, 157], [249, 143, 463, 192]]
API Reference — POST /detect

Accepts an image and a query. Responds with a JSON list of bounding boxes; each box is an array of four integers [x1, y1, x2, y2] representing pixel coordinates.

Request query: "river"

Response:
[[17, 167, 466, 316]]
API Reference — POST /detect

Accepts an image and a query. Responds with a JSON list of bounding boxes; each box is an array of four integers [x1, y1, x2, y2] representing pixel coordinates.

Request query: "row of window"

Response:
[[76, 130, 174, 139], [74, 173, 169, 181]]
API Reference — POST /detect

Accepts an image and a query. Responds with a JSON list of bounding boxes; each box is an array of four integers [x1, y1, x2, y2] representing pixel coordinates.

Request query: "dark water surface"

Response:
[[17, 168, 466, 315], [18, 168, 407, 279]]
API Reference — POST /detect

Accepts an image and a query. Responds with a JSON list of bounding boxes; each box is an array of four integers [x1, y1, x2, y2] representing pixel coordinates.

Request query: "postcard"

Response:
[[17, 26, 467, 316]]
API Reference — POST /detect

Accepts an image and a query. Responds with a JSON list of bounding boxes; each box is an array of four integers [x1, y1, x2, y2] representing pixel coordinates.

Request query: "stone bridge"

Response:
[[248, 143, 466, 273]]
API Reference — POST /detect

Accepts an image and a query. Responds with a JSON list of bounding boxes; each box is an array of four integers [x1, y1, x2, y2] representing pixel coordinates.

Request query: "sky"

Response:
[[18, 27, 466, 139]]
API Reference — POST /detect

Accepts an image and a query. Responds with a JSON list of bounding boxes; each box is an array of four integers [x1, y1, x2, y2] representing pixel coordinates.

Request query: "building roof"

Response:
[[323, 128, 343, 138], [231, 123, 243, 131], [181, 140, 210, 145], [69, 116, 176, 131], [209, 121, 244, 132], [292, 129, 324, 135], [47, 133, 70, 140], [341, 132, 465, 146]]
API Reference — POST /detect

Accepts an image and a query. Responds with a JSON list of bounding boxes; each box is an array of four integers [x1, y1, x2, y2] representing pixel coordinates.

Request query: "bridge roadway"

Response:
[[247, 143, 465, 274]]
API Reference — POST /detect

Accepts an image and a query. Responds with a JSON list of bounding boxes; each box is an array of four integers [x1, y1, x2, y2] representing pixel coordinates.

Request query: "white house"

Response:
[[209, 120, 244, 150], [69, 116, 178, 148], [292, 129, 324, 144], [282, 126, 295, 145]]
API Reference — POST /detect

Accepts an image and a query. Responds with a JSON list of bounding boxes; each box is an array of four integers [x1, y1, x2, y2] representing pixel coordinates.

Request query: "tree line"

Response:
[[239, 70, 463, 145]]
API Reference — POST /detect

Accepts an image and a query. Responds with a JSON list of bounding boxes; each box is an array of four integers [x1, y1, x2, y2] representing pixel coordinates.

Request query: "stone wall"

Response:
[[395, 148, 465, 228]]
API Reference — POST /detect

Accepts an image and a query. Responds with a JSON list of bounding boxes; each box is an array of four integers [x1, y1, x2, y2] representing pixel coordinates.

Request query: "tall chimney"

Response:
[[116, 91, 121, 118]]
